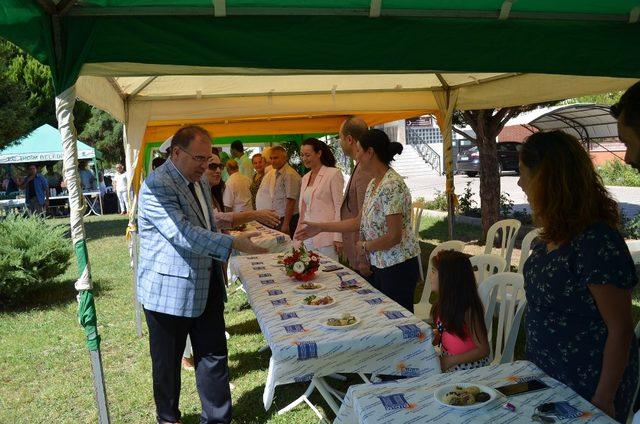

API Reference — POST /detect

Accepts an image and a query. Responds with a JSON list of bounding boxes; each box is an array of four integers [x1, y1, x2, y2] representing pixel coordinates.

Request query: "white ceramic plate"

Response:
[[320, 316, 360, 330], [301, 297, 336, 309], [293, 283, 325, 293], [434, 383, 498, 410]]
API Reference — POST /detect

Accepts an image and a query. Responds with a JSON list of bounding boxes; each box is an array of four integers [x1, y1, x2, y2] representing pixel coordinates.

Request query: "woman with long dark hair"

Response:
[[429, 250, 489, 372], [296, 138, 344, 260], [296, 129, 420, 311], [519, 130, 638, 422]]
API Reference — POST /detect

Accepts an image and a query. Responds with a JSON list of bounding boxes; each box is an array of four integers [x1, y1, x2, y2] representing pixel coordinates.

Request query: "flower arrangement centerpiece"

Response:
[[282, 245, 320, 281]]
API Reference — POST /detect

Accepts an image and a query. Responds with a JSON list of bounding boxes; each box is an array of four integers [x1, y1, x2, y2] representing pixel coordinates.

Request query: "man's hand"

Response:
[[231, 231, 268, 254], [294, 221, 322, 240], [254, 209, 280, 228], [334, 241, 343, 254]]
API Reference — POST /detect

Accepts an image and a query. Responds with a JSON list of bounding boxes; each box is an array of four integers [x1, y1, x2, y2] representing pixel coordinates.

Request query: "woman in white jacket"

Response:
[[296, 138, 344, 260]]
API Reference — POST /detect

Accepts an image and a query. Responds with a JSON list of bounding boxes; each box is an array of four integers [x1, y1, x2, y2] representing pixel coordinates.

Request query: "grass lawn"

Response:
[[1, 214, 638, 423]]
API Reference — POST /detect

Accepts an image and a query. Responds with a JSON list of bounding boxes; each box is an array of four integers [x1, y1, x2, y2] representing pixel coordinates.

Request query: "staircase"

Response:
[[393, 145, 441, 179]]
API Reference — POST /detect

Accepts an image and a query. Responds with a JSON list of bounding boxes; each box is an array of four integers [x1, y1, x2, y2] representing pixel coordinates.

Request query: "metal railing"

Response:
[[406, 131, 441, 173]]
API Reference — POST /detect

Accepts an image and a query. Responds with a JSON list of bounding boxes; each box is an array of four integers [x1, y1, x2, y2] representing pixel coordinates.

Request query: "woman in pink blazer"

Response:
[[296, 138, 344, 260]]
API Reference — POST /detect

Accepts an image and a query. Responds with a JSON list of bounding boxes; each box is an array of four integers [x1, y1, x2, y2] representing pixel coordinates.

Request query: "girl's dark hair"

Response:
[[430, 250, 487, 342], [358, 129, 403, 166], [520, 130, 619, 244], [301, 137, 336, 167], [611, 81, 640, 134]]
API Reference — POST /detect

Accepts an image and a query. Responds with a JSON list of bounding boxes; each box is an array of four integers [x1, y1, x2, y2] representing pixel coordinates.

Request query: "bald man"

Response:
[[338, 117, 374, 278], [223, 159, 253, 212]]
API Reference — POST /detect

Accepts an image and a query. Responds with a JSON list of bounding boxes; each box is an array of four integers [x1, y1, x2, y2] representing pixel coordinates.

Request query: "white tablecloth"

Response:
[[228, 253, 440, 410], [334, 360, 615, 424], [229, 222, 292, 254]]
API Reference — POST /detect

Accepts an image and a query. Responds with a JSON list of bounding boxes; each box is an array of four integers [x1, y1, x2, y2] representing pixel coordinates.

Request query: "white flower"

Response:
[[310, 255, 318, 262], [293, 262, 306, 273], [302, 257, 310, 264]]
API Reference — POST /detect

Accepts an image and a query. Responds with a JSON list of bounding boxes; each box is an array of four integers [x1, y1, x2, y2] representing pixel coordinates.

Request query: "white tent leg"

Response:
[[435, 89, 460, 240], [56, 87, 111, 424]]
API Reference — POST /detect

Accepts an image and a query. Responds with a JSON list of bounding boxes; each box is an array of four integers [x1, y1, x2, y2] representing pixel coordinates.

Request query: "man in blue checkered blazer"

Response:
[[138, 126, 265, 424]]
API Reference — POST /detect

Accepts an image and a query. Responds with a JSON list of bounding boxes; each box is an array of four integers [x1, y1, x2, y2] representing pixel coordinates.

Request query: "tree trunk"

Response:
[[477, 135, 500, 242]]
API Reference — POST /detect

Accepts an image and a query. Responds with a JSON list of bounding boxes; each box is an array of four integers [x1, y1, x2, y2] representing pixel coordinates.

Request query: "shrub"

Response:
[[499, 192, 515, 218], [457, 182, 480, 217], [0, 214, 72, 304], [598, 160, 640, 187], [621, 212, 640, 239], [424, 190, 448, 211], [512, 209, 534, 225]]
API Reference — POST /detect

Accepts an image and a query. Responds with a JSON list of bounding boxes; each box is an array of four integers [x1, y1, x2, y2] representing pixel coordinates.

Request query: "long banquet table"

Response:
[[228, 253, 441, 415], [334, 360, 615, 424]]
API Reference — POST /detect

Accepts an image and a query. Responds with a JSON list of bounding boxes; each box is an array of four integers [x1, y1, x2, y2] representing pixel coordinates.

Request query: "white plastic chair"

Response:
[[469, 254, 506, 286], [518, 228, 540, 273], [484, 219, 521, 271], [413, 240, 466, 321], [478, 272, 526, 364], [412, 206, 426, 280]]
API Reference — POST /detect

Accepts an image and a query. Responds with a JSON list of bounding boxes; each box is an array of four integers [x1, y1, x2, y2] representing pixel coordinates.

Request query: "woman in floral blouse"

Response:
[[295, 129, 421, 311], [519, 131, 638, 422]]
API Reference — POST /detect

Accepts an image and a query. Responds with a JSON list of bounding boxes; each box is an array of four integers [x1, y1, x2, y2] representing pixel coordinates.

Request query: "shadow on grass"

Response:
[[0, 278, 108, 313], [226, 319, 262, 337], [229, 350, 271, 377], [84, 217, 129, 241]]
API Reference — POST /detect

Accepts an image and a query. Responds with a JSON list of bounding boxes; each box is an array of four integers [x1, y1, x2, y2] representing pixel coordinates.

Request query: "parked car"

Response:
[[456, 141, 521, 177]]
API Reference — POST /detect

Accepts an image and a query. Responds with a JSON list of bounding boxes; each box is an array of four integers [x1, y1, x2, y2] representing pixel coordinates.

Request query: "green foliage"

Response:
[[597, 160, 640, 187], [280, 139, 307, 175], [3, 43, 55, 129], [499, 192, 514, 217], [621, 212, 640, 239], [0, 69, 32, 147], [424, 190, 448, 211], [79, 108, 125, 165], [512, 209, 534, 225], [457, 182, 480, 216], [0, 214, 72, 304], [565, 91, 622, 106]]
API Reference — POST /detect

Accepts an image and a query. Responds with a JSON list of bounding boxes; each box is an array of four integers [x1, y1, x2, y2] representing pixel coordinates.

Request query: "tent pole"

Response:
[[434, 89, 459, 240], [56, 87, 111, 424]]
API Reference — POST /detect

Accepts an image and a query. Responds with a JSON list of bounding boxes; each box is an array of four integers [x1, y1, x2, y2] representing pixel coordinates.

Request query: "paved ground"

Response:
[[405, 172, 640, 218]]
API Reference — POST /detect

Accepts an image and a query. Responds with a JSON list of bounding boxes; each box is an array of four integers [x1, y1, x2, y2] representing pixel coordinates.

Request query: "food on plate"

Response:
[[442, 386, 491, 406], [326, 313, 357, 327], [303, 295, 333, 306], [298, 282, 320, 290]]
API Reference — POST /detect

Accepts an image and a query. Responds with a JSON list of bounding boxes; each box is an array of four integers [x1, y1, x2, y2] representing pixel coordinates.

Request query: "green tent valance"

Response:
[[1, 1, 639, 93]]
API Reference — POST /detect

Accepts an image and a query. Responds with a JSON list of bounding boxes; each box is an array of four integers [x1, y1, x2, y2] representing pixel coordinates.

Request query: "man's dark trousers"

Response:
[[144, 271, 231, 424]]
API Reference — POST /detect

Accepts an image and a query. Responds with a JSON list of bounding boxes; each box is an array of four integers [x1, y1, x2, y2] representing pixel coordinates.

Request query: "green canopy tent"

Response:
[[1, 2, 640, 422], [0, 124, 102, 164]]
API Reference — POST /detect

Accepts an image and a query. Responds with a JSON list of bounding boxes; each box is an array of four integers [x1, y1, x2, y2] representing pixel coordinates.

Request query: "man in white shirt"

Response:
[[230, 140, 254, 179], [223, 159, 253, 212], [114, 163, 129, 214], [255, 146, 301, 237]]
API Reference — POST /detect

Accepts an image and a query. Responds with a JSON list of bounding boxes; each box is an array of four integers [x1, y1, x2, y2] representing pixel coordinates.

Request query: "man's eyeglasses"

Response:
[[178, 146, 212, 163], [208, 163, 224, 170]]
